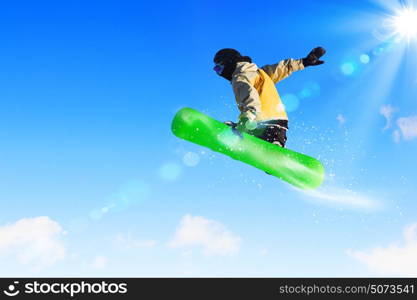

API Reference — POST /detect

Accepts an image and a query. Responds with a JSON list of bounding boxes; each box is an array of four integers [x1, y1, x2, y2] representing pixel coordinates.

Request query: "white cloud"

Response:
[[393, 130, 401, 143], [301, 185, 380, 211], [396, 116, 417, 141], [90, 256, 108, 269], [379, 105, 396, 130], [347, 223, 417, 276], [336, 114, 346, 125], [115, 233, 156, 249], [0, 217, 66, 270], [169, 214, 241, 256]]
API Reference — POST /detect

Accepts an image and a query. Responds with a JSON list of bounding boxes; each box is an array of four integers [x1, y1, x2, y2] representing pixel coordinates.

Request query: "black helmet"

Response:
[[214, 48, 242, 65], [213, 48, 252, 81]]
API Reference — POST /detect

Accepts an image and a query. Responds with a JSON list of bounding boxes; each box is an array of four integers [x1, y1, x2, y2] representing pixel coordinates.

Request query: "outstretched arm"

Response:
[[261, 59, 304, 83], [261, 47, 326, 83]]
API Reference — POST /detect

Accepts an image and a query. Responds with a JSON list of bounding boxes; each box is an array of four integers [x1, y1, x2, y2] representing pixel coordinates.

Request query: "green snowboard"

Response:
[[171, 107, 324, 189]]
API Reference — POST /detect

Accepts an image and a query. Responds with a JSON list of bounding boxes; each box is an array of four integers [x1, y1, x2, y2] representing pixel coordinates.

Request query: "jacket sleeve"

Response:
[[232, 77, 261, 122], [261, 58, 305, 83]]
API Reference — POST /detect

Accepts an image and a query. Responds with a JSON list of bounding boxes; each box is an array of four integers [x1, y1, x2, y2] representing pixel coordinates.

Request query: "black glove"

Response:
[[302, 47, 326, 67]]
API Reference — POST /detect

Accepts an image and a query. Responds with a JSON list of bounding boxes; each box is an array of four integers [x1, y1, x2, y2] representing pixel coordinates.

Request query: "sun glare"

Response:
[[391, 8, 417, 40]]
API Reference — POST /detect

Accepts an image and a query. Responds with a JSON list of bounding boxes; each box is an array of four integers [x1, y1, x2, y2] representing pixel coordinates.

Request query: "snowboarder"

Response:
[[213, 47, 326, 147]]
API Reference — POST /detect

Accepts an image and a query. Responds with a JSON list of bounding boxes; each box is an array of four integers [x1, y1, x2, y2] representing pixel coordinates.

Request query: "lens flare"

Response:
[[281, 94, 299, 112], [390, 8, 417, 40], [359, 54, 370, 64], [340, 62, 356, 76], [159, 163, 182, 181], [182, 152, 200, 167], [298, 88, 312, 99], [89, 179, 151, 220]]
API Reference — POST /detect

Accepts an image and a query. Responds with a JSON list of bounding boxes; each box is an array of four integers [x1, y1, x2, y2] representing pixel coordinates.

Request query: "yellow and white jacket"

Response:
[[231, 59, 305, 123]]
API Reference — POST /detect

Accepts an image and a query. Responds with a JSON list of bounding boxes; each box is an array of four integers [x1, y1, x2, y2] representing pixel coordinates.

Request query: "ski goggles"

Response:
[[213, 63, 225, 75]]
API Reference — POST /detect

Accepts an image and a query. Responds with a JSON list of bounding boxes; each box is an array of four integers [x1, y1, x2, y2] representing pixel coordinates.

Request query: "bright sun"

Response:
[[391, 8, 417, 40]]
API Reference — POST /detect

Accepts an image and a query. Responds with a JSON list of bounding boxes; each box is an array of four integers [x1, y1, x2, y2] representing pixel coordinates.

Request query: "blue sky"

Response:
[[0, 0, 417, 277]]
